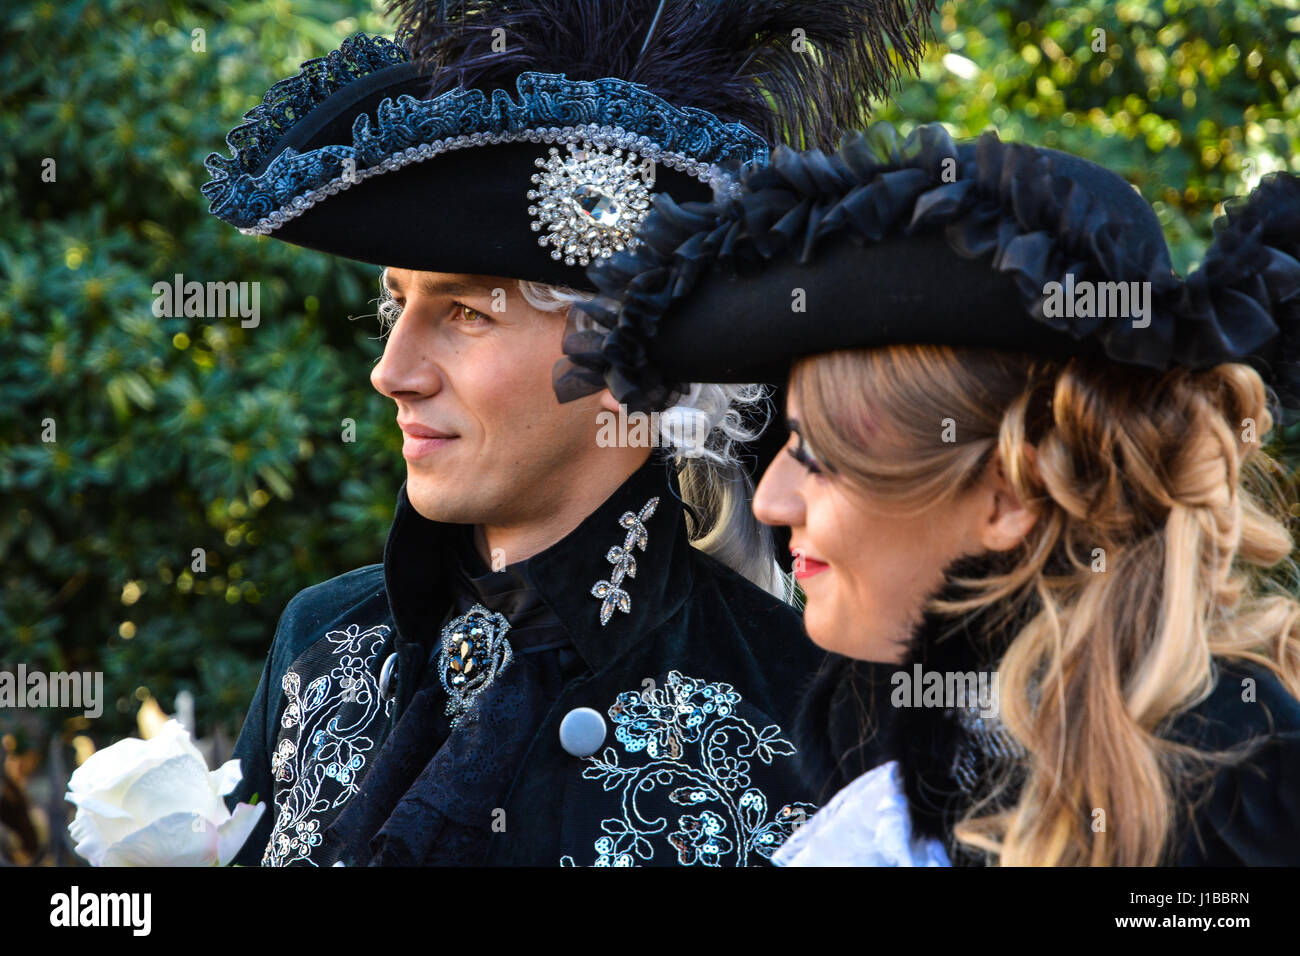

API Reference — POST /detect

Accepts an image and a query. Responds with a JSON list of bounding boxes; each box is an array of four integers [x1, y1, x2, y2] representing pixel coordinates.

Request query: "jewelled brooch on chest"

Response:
[[438, 604, 514, 726]]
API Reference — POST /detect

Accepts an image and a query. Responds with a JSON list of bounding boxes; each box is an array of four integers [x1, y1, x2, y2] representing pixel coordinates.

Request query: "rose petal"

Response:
[[65, 793, 135, 819], [69, 797, 151, 858], [67, 737, 168, 796], [98, 811, 220, 867], [217, 802, 266, 866], [119, 753, 227, 827], [210, 759, 244, 799], [67, 720, 209, 806], [68, 812, 112, 867]]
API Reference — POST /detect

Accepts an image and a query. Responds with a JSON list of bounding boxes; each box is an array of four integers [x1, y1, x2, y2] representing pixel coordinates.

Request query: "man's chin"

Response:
[[404, 476, 476, 524]]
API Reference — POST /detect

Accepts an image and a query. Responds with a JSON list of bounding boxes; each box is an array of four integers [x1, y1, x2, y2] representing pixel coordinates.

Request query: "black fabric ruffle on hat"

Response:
[[560, 122, 1300, 419]]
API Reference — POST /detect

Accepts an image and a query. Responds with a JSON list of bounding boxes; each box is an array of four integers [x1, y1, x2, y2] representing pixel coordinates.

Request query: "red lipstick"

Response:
[[792, 549, 830, 581]]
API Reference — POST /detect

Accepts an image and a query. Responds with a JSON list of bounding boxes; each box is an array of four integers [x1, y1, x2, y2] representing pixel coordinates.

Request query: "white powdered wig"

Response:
[[517, 280, 787, 599]]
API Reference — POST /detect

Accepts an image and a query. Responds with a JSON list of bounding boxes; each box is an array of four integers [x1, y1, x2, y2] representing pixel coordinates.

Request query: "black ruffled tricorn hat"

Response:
[[556, 122, 1300, 424], [202, 0, 938, 289]]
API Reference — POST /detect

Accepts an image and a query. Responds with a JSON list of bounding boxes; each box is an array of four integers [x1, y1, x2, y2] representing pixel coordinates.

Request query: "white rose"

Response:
[[66, 719, 265, 866]]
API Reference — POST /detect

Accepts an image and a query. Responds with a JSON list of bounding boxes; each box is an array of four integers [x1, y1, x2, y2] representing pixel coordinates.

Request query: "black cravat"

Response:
[[448, 526, 576, 658]]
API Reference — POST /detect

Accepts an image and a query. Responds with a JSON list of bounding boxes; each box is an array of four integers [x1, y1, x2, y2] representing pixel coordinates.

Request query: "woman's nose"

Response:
[[753, 451, 805, 529]]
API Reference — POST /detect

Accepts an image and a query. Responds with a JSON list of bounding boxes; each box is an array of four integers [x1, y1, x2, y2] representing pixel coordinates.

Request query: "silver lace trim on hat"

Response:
[[236, 124, 738, 239]]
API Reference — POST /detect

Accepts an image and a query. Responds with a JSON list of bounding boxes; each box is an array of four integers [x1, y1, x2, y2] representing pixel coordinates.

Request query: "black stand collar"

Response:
[[382, 452, 693, 679]]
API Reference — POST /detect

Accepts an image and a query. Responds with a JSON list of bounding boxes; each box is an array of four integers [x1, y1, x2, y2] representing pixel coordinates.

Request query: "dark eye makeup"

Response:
[[786, 425, 824, 475]]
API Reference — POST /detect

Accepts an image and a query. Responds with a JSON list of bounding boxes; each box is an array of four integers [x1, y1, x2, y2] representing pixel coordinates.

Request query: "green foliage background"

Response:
[[1, 0, 1297, 756]]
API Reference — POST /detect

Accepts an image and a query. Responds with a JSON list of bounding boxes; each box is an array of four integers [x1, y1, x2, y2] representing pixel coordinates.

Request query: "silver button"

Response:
[[377, 653, 398, 700], [559, 707, 606, 757]]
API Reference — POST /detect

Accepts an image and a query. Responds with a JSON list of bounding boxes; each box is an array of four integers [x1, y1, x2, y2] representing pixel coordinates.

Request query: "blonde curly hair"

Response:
[[792, 344, 1300, 865]]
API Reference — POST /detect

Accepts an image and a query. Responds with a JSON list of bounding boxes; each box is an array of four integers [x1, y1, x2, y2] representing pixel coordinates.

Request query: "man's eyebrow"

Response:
[[382, 270, 488, 299]]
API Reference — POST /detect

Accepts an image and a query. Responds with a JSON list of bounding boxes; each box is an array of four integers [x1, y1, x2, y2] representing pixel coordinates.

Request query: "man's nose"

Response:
[[370, 308, 440, 399]]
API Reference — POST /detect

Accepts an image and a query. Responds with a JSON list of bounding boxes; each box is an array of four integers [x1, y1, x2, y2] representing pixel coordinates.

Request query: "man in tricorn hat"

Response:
[[207, 0, 935, 866]]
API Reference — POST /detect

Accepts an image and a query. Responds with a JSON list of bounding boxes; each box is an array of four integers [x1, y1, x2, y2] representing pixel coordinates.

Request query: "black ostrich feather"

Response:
[[385, 0, 938, 150]]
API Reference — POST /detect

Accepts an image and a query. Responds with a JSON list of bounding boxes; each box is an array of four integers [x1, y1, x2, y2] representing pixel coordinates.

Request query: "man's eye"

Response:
[[453, 302, 490, 323]]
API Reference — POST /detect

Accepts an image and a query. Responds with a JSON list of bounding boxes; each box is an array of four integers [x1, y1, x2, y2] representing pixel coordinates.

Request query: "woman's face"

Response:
[[753, 392, 1018, 663]]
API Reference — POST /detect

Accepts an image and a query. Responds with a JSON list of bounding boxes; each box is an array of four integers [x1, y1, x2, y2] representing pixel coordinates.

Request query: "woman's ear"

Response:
[[977, 450, 1040, 552]]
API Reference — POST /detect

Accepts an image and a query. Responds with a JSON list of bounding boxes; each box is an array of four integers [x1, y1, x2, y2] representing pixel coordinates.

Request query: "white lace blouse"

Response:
[[772, 760, 952, 867]]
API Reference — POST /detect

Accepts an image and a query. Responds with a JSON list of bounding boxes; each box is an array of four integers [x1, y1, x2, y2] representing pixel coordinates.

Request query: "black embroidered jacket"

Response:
[[224, 455, 825, 865]]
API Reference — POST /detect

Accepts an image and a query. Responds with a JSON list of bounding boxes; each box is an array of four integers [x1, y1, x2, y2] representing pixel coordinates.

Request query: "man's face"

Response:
[[371, 269, 610, 532]]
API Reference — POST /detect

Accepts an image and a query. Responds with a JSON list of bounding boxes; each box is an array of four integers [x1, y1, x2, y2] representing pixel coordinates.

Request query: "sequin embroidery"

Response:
[[560, 670, 815, 866], [591, 496, 658, 626]]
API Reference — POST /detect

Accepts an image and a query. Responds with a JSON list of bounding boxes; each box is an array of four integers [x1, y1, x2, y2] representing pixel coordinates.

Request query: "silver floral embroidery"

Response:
[[560, 670, 816, 867], [591, 496, 658, 626], [262, 622, 394, 867]]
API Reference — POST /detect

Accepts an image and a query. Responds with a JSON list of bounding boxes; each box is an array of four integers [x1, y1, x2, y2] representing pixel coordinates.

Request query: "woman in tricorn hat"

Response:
[[556, 123, 1300, 865]]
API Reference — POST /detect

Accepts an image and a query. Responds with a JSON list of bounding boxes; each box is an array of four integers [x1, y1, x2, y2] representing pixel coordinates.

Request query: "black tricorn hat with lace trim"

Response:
[[202, 0, 938, 288], [555, 122, 1300, 420]]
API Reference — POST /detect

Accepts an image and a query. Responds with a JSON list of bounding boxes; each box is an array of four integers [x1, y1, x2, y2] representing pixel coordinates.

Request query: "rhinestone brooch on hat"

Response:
[[527, 141, 654, 267], [438, 603, 514, 726]]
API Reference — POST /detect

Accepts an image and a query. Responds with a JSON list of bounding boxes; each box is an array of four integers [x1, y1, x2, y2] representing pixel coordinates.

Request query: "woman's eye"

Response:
[[786, 434, 823, 475]]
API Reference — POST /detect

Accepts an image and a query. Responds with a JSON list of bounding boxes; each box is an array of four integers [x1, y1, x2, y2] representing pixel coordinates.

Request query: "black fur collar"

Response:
[[793, 555, 1028, 860]]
